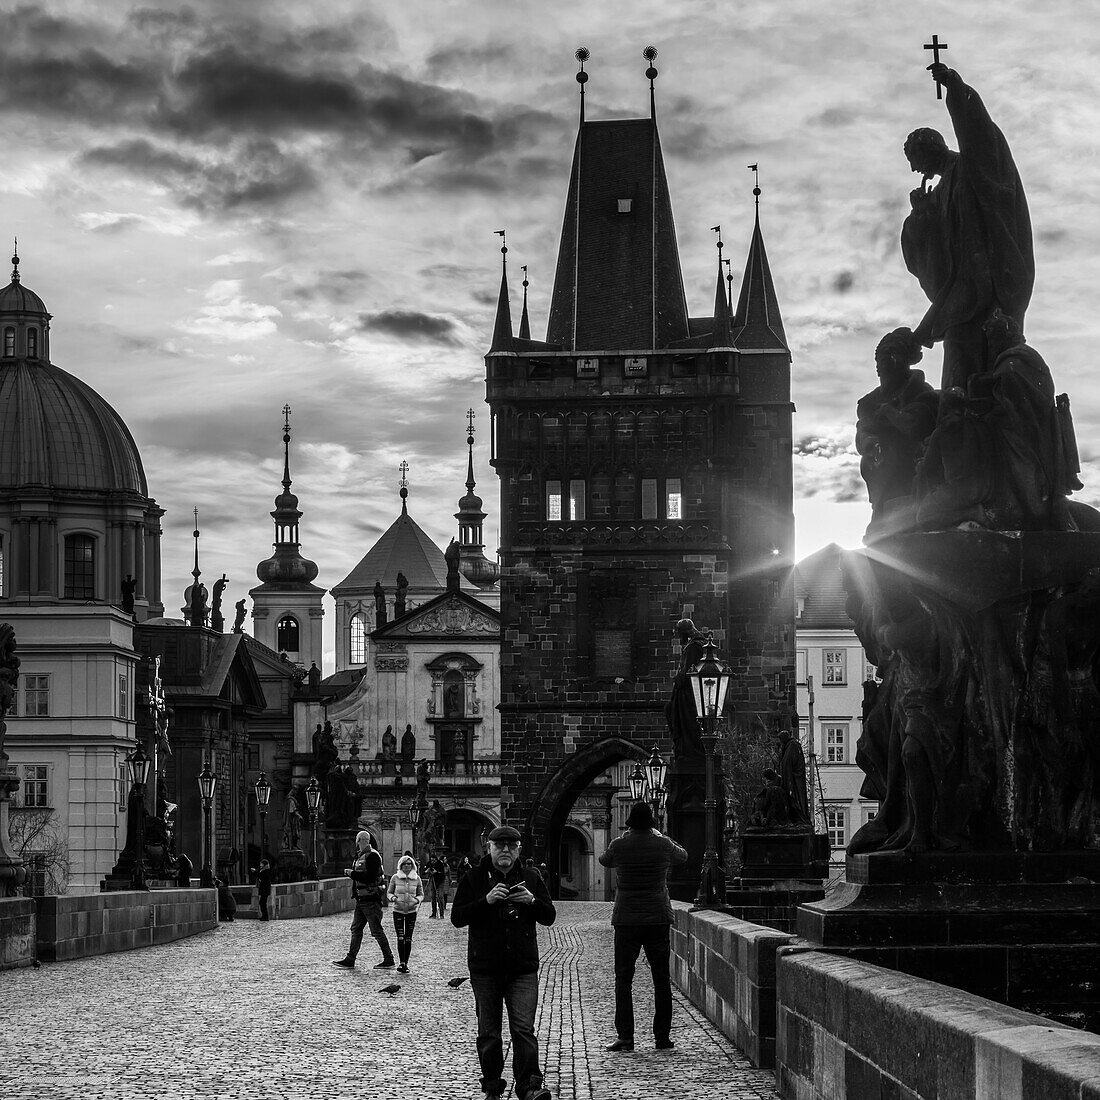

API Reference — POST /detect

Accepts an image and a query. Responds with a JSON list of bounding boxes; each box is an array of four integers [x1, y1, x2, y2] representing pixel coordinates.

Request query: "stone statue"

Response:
[[307, 662, 321, 694], [901, 63, 1033, 392], [211, 574, 228, 632], [374, 580, 387, 628], [452, 728, 468, 775], [381, 725, 397, 776], [282, 787, 304, 850], [121, 575, 136, 617], [188, 582, 209, 628], [313, 720, 339, 785], [777, 730, 811, 829], [400, 724, 416, 777], [395, 572, 408, 617], [324, 765, 348, 828], [445, 539, 461, 591], [233, 598, 247, 633], [748, 769, 790, 829], [855, 328, 937, 532], [415, 759, 430, 802], [664, 618, 707, 760], [444, 680, 463, 717], [342, 765, 362, 825], [0, 623, 19, 722]]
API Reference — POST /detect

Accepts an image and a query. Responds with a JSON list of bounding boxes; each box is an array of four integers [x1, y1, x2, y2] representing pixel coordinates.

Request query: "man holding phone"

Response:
[[451, 825, 556, 1100]]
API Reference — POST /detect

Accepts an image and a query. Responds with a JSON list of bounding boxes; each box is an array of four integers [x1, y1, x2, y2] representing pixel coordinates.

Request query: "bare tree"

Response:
[[8, 807, 70, 896], [719, 715, 779, 876]]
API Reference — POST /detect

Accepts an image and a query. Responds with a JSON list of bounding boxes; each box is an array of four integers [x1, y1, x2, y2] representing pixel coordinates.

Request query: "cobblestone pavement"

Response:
[[2, 902, 778, 1100]]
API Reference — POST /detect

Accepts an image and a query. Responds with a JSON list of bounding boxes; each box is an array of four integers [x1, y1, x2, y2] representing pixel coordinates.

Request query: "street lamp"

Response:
[[197, 757, 217, 888], [689, 638, 732, 907], [126, 742, 151, 890], [628, 762, 647, 802], [644, 745, 669, 828], [305, 776, 321, 878], [254, 771, 271, 860]]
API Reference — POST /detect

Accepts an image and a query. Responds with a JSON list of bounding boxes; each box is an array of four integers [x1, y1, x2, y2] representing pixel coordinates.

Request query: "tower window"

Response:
[[63, 534, 95, 599], [616, 198, 632, 214], [3, 328, 13, 357], [641, 479, 657, 520], [568, 480, 586, 521], [665, 478, 682, 520], [546, 480, 562, 521], [350, 613, 367, 665], [276, 614, 300, 652], [27, 328, 37, 358]]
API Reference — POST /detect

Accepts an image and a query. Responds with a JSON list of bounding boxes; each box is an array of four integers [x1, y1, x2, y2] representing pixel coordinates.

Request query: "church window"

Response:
[[349, 613, 367, 665], [63, 534, 95, 599], [277, 614, 300, 652], [824, 723, 848, 763], [24, 676, 50, 718], [568, 480, 586, 521], [641, 479, 657, 519], [546, 480, 562, 521], [27, 328, 37, 358], [823, 648, 847, 685], [22, 764, 50, 807], [825, 806, 847, 851], [118, 674, 128, 719], [665, 478, 682, 519], [2, 328, 13, 356]]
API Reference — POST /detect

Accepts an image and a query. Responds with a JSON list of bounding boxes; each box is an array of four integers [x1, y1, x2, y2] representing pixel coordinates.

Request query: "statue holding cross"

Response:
[[901, 55, 1034, 394]]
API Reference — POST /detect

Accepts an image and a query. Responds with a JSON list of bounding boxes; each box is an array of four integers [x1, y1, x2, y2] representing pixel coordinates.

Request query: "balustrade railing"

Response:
[[356, 757, 501, 782]]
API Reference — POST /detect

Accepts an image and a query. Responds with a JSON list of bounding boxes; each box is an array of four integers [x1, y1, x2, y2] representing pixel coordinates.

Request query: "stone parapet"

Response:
[[230, 876, 354, 920], [0, 896, 36, 969], [35, 888, 216, 962]]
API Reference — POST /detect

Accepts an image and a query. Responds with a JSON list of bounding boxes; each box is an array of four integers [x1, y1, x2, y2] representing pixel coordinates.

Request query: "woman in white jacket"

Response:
[[387, 854, 425, 973]]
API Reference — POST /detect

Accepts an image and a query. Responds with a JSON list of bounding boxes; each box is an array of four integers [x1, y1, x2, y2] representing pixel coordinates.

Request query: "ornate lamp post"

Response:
[[688, 639, 732, 907], [197, 758, 217, 888], [628, 762, 647, 803], [126, 742, 151, 890], [644, 745, 669, 830], [305, 776, 321, 878], [254, 771, 271, 860]]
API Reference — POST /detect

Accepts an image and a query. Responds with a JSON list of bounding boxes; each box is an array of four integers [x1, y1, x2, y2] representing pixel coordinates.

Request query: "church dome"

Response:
[[0, 279, 47, 314], [0, 358, 148, 495]]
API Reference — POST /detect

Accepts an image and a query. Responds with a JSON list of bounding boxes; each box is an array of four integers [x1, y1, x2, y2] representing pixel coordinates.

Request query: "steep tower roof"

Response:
[[545, 61, 688, 351], [732, 198, 787, 352], [489, 234, 513, 353]]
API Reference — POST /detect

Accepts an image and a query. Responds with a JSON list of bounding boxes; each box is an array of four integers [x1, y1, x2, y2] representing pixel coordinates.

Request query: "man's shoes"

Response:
[[373, 959, 396, 969], [523, 1089, 552, 1100], [481, 1078, 507, 1098], [655, 1038, 675, 1050], [605, 1039, 634, 1052], [331, 958, 354, 969]]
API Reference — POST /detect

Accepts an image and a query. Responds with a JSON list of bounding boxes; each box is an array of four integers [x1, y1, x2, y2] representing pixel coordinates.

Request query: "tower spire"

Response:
[[519, 265, 531, 341], [399, 459, 410, 515], [709, 225, 731, 347], [455, 407, 497, 588], [489, 230, 513, 352], [643, 46, 659, 120], [281, 403, 292, 491], [10, 239, 19, 284], [732, 168, 788, 352], [192, 507, 201, 587], [465, 408, 477, 492], [575, 47, 589, 124]]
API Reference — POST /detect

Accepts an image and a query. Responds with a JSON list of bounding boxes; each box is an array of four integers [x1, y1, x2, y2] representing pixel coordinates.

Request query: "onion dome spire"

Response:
[[255, 405, 319, 587], [455, 408, 498, 587], [519, 265, 531, 341], [489, 230, 513, 352], [11, 239, 19, 283]]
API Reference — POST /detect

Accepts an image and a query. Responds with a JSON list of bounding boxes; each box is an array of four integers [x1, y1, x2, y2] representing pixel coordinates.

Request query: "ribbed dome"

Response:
[[459, 490, 484, 512], [0, 359, 148, 494], [256, 547, 320, 585], [0, 280, 48, 314]]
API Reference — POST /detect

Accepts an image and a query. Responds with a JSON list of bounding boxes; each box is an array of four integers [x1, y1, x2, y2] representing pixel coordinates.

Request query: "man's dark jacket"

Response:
[[257, 866, 273, 898], [347, 849, 385, 905], [451, 855, 556, 976]]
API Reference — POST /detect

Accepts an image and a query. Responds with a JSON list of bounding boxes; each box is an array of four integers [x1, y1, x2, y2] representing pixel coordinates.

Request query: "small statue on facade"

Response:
[[381, 725, 397, 776], [306, 662, 321, 694], [313, 720, 339, 785], [664, 618, 707, 760], [395, 571, 408, 617], [121, 574, 136, 618], [445, 539, 461, 591], [188, 582, 209, 628], [415, 759, 430, 802], [400, 724, 416, 777], [233, 598, 247, 633], [282, 787, 304, 850], [210, 574, 228, 632], [747, 769, 790, 829], [374, 580, 387, 628], [777, 729, 811, 828]]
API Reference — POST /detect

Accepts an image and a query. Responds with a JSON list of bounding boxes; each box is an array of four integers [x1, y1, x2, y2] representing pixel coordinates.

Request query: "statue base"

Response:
[[796, 852, 1100, 1030], [322, 828, 356, 877], [273, 848, 310, 884], [740, 829, 830, 881]]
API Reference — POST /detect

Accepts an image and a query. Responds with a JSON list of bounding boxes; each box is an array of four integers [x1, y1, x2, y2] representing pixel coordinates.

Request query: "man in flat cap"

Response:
[[451, 825, 556, 1100]]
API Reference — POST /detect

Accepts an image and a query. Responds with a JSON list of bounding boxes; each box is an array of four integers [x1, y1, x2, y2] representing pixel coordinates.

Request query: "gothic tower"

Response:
[[485, 52, 795, 886], [249, 406, 325, 668]]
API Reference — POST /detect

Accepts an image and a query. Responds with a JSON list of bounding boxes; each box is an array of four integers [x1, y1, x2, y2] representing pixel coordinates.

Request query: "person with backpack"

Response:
[[333, 831, 395, 970]]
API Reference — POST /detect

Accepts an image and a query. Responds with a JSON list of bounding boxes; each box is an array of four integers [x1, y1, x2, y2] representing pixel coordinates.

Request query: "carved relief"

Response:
[[406, 597, 498, 635]]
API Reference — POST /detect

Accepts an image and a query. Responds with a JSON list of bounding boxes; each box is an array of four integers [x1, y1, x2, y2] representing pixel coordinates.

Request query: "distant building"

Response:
[[794, 543, 879, 865]]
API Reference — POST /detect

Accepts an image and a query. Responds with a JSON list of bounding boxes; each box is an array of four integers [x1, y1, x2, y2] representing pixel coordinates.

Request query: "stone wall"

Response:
[[35, 889, 216, 962], [231, 876, 354, 920], [670, 902, 796, 1068], [0, 896, 36, 969], [776, 948, 1100, 1100]]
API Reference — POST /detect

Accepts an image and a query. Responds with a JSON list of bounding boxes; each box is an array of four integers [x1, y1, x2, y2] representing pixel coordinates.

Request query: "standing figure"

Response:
[[778, 730, 811, 828], [664, 619, 707, 760], [451, 826, 556, 1100], [211, 574, 228, 632], [395, 571, 409, 617], [387, 854, 424, 973], [333, 831, 395, 970], [232, 599, 247, 633], [120, 575, 136, 617], [282, 787, 304, 850], [374, 580, 387, 628], [901, 63, 1033, 392], [189, 582, 209, 628], [400, 724, 417, 777], [597, 802, 689, 1053], [255, 858, 273, 921], [381, 725, 397, 776]]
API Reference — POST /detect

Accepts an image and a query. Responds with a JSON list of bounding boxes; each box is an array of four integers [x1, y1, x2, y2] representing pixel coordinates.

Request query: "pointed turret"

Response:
[[708, 227, 732, 348], [518, 266, 531, 341], [489, 232, 513, 353], [545, 48, 688, 350], [732, 186, 787, 352], [455, 409, 499, 589]]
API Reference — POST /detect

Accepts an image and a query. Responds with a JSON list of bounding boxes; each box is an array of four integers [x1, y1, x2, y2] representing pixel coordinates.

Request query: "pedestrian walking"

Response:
[[333, 830, 396, 970], [438, 857, 453, 919], [428, 851, 448, 918], [256, 858, 273, 921], [451, 825, 556, 1100], [215, 876, 237, 922], [597, 801, 689, 1052], [387, 854, 424, 972]]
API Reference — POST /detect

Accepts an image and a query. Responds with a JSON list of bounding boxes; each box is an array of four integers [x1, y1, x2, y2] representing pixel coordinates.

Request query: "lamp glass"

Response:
[[406, 801, 418, 826], [254, 771, 271, 808], [127, 743, 151, 787], [656, 787, 669, 811], [628, 763, 646, 801], [688, 641, 732, 720], [645, 746, 667, 793], [305, 776, 321, 812], [197, 759, 215, 802]]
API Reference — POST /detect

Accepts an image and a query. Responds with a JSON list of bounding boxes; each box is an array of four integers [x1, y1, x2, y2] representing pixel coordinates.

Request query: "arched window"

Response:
[[349, 613, 367, 665], [64, 534, 95, 599], [276, 614, 300, 652], [26, 328, 37, 358], [3, 328, 13, 357]]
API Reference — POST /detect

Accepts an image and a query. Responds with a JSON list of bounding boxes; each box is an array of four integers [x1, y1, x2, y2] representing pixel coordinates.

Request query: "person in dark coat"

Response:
[[451, 825, 555, 1100], [175, 853, 193, 888], [598, 802, 689, 1052], [333, 831, 394, 970], [256, 858, 273, 922], [215, 877, 237, 922]]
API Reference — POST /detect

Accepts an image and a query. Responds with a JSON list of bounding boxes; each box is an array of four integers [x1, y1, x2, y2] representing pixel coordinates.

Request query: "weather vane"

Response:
[[466, 408, 476, 442]]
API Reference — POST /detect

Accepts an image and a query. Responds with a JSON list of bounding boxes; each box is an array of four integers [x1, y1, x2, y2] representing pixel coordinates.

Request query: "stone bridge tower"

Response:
[[485, 53, 795, 888]]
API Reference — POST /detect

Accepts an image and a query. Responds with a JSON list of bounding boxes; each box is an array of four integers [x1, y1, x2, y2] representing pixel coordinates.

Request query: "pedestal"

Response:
[[797, 851, 1100, 1029], [740, 829, 830, 880], [322, 828, 356, 877], [274, 848, 309, 883]]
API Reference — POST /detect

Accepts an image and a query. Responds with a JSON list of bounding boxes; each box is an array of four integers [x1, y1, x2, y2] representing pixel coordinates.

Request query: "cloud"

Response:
[[177, 280, 282, 341], [356, 310, 461, 345]]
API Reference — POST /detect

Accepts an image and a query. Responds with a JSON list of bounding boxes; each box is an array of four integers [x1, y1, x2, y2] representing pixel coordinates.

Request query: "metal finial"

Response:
[[281, 404, 292, 489], [466, 407, 476, 443], [575, 47, 589, 121], [11, 238, 19, 283], [192, 507, 201, 582], [711, 224, 723, 252], [643, 46, 659, 115], [521, 264, 529, 289], [399, 459, 410, 513], [494, 228, 507, 256], [747, 163, 761, 207]]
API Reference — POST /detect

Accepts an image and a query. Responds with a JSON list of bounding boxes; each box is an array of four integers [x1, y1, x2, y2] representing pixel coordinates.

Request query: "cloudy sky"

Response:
[[4, 0, 1100, 668]]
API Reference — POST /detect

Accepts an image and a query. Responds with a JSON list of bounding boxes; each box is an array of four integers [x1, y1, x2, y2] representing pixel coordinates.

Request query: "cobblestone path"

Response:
[[1, 901, 778, 1100]]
